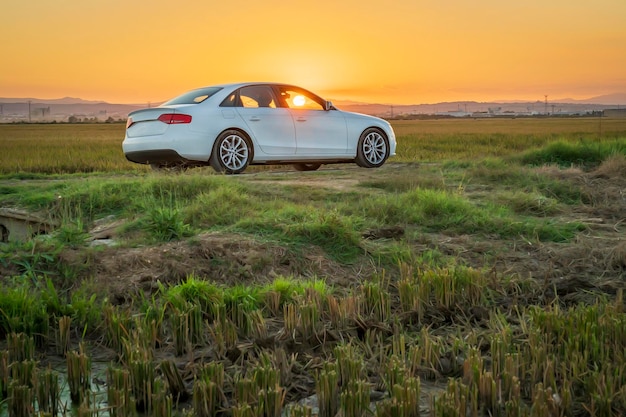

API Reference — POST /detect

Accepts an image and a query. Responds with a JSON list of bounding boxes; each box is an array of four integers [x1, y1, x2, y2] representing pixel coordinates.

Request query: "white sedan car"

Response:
[[123, 82, 396, 174]]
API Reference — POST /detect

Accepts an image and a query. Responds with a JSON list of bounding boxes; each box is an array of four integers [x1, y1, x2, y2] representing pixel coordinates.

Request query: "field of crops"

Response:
[[1, 118, 625, 417], [1, 117, 626, 174]]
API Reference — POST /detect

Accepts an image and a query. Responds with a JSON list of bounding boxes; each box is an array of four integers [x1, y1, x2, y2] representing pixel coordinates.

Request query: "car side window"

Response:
[[278, 87, 324, 111], [220, 93, 239, 107], [238, 86, 277, 108]]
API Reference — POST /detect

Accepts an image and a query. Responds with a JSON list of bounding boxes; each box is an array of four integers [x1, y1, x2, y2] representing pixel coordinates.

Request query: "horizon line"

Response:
[[1, 92, 626, 107]]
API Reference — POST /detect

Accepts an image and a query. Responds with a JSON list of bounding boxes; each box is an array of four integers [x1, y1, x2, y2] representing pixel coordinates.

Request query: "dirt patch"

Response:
[[76, 232, 376, 304]]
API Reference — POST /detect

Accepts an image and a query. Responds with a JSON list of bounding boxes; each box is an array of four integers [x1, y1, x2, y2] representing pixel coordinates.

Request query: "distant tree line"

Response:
[[66, 115, 126, 123], [2, 118, 127, 124]]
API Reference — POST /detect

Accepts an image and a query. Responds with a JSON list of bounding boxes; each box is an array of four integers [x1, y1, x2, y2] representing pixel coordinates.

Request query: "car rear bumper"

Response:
[[124, 149, 188, 165]]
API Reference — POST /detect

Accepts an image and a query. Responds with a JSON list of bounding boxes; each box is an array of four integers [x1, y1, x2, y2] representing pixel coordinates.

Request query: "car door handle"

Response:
[[249, 116, 261, 121], [296, 117, 307, 122]]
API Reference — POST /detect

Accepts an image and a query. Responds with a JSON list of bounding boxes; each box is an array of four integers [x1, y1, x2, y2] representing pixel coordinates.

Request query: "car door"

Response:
[[233, 85, 296, 156], [276, 86, 348, 156]]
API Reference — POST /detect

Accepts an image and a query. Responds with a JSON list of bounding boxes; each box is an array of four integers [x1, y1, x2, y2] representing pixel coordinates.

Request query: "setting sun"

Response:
[[1, 0, 625, 104], [292, 95, 306, 107]]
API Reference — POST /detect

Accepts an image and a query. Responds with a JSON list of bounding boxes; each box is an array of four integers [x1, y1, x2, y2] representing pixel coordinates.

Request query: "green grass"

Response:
[[1, 118, 626, 416], [517, 138, 626, 169], [0, 132, 611, 294], [0, 137, 601, 255], [161, 274, 223, 315], [356, 187, 583, 241], [0, 276, 101, 340]]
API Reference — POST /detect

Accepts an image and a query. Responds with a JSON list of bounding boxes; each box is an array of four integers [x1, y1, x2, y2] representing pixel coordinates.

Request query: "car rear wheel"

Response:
[[293, 163, 321, 172], [210, 130, 253, 174], [355, 128, 389, 168]]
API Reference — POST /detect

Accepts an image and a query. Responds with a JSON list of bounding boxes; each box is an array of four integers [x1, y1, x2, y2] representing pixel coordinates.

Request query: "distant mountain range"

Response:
[[0, 96, 111, 105], [494, 93, 626, 105], [0, 93, 624, 121]]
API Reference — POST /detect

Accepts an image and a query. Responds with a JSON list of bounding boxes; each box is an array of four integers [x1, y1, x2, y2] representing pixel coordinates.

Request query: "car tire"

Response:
[[293, 163, 321, 172], [210, 130, 253, 174], [355, 128, 389, 168]]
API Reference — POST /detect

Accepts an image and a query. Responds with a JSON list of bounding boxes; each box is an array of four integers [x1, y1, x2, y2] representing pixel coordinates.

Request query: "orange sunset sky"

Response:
[[1, 0, 625, 105]]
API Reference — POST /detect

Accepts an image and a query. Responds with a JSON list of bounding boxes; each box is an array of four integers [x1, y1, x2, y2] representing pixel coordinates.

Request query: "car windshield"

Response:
[[162, 87, 223, 105]]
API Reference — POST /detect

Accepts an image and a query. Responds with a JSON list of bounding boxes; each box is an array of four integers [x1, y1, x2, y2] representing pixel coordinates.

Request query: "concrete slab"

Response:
[[0, 208, 55, 243]]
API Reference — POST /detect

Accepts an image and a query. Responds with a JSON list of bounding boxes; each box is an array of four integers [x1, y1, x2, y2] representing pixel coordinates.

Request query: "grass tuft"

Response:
[[517, 138, 626, 169]]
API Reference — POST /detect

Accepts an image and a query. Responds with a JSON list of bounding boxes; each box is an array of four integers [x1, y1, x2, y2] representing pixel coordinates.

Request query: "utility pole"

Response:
[[28, 100, 31, 123], [544, 95, 548, 115]]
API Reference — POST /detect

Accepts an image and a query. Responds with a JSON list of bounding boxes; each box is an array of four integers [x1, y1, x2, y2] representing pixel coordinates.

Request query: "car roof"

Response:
[[196, 82, 309, 91]]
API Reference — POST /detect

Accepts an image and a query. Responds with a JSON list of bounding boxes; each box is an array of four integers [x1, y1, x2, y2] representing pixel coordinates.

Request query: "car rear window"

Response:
[[162, 87, 223, 105]]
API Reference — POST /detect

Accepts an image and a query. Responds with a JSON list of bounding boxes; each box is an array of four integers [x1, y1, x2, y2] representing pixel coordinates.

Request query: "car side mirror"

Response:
[[324, 100, 334, 111]]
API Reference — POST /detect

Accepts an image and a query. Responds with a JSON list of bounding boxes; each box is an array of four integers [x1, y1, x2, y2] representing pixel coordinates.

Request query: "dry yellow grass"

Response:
[[0, 123, 144, 174], [1, 118, 625, 174]]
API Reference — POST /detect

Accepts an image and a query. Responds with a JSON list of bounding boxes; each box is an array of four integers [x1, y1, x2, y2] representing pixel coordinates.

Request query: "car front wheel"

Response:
[[210, 130, 253, 174], [355, 128, 389, 168]]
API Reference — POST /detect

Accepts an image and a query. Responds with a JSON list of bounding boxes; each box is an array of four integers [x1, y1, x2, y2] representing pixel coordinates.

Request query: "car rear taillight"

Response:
[[157, 114, 192, 124], [126, 117, 134, 129]]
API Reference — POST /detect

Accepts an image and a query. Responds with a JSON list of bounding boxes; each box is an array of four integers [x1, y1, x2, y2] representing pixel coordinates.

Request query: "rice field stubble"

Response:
[[0, 118, 625, 416]]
